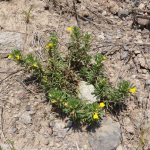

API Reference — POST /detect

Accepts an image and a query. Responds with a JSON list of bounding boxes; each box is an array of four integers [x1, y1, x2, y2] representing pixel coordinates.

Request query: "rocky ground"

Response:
[[0, 0, 150, 150]]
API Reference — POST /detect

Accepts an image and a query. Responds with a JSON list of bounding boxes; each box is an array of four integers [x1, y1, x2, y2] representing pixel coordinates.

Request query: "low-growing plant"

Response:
[[8, 26, 136, 124], [6, 139, 15, 150], [24, 5, 33, 23]]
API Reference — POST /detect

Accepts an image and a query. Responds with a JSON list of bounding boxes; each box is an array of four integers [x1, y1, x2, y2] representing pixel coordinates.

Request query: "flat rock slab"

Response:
[[88, 117, 121, 150], [78, 81, 98, 104], [0, 32, 23, 53]]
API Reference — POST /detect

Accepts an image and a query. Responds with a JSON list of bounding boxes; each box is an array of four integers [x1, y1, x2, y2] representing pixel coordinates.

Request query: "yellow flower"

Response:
[[51, 100, 58, 103], [16, 55, 19, 60], [103, 57, 108, 61], [93, 113, 98, 119], [27, 54, 29, 56], [46, 46, 49, 50], [99, 102, 105, 108], [49, 94, 52, 97], [67, 27, 72, 31], [102, 79, 105, 82], [64, 103, 69, 107], [8, 55, 12, 58], [49, 43, 53, 47], [33, 63, 38, 67], [130, 88, 136, 94], [71, 110, 75, 115]]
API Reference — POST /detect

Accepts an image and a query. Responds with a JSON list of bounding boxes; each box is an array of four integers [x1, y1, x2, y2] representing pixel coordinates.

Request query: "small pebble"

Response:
[[130, 63, 135, 69], [43, 132, 49, 138], [134, 50, 141, 54], [48, 128, 53, 136], [44, 140, 49, 145], [123, 45, 129, 51], [142, 69, 147, 74], [11, 128, 18, 134], [67, 121, 73, 127], [15, 117, 19, 121], [26, 105, 30, 111], [49, 141, 54, 147], [120, 51, 128, 60], [135, 1, 140, 7], [146, 79, 150, 85]]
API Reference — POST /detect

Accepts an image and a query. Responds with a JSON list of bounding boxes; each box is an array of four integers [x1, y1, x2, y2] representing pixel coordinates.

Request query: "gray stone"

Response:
[[16, 76, 22, 82], [130, 63, 135, 69], [97, 33, 105, 40], [43, 132, 49, 138], [15, 117, 19, 121], [6, 59, 11, 65], [21, 113, 32, 125], [55, 122, 66, 129], [123, 45, 129, 51], [11, 128, 18, 134], [120, 51, 128, 60], [102, 11, 107, 16], [15, 99, 21, 105], [135, 1, 140, 7], [118, 9, 129, 18], [26, 105, 30, 111], [67, 121, 73, 127], [88, 117, 121, 150], [133, 57, 140, 64], [0, 144, 9, 150], [49, 141, 54, 147], [28, 111, 36, 115], [125, 125, 134, 134], [36, 121, 41, 128], [109, 3, 119, 15], [134, 50, 141, 54], [21, 130, 26, 137], [57, 128, 68, 138], [146, 80, 150, 85], [137, 18, 149, 26], [83, 21, 89, 26], [0, 32, 23, 53], [44, 140, 49, 145], [78, 81, 99, 104], [138, 3, 145, 9], [142, 69, 147, 74]]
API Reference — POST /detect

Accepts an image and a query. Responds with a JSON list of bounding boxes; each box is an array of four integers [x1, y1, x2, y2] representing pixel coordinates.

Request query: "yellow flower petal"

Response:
[[49, 43, 53, 47], [130, 88, 136, 94], [46, 46, 49, 50], [33, 63, 38, 67], [99, 102, 105, 108], [16, 55, 19, 60], [67, 27, 72, 31], [51, 100, 57, 103], [103, 57, 108, 61], [8, 55, 12, 58], [49, 94, 52, 97], [71, 110, 75, 115], [93, 113, 99, 119], [64, 103, 69, 107]]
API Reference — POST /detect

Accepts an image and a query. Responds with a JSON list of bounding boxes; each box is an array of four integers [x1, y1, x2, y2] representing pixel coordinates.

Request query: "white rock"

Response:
[[138, 3, 145, 9], [97, 32, 105, 40], [102, 11, 107, 16], [78, 81, 98, 104], [0, 32, 23, 53], [21, 113, 32, 124]]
